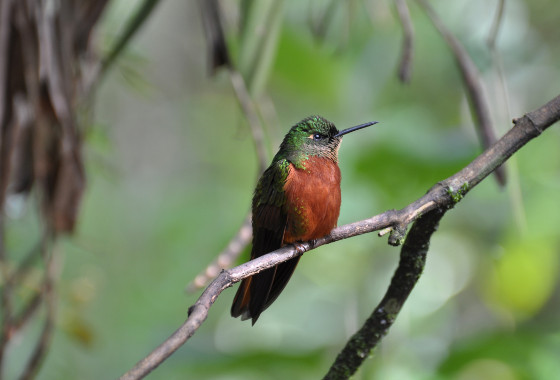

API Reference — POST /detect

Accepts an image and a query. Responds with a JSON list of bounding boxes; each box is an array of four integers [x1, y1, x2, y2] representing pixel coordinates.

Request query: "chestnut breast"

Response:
[[283, 156, 341, 243]]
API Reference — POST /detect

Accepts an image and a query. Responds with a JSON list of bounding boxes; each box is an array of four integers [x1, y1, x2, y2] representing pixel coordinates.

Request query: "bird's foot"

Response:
[[293, 242, 307, 255]]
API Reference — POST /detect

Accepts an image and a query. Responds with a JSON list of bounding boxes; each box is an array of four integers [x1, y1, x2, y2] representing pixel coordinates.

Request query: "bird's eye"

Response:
[[313, 133, 324, 140]]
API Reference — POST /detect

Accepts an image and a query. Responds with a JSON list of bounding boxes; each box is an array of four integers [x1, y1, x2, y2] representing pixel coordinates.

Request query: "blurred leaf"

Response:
[[117, 57, 154, 95], [482, 238, 559, 320], [180, 348, 326, 380], [352, 121, 475, 206], [271, 28, 346, 102], [438, 331, 560, 380], [64, 315, 96, 348], [85, 123, 113, 153], [453, 359, 518, 380]]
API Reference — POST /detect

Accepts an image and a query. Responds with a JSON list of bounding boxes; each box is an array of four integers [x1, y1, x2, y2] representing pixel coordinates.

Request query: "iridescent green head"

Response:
[[275, 115, 377, 168]]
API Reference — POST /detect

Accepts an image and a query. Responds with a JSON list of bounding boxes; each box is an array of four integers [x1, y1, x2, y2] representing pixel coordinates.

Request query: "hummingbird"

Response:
[[231, 115, 377, 324]]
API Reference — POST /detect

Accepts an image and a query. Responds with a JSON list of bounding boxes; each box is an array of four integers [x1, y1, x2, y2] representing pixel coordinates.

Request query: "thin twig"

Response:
[[491, 54, 528, 233], [395, 0, 414, 83], [12, 292, 43, 333], [18, 232, 56, 380], [100, 0, 162, 78], [229, 69, 270, 173], [485, 2, 527, 233], [417, 0, 507, 186], [118, 94, 560, 380], [6, 242, 43, 336], [198, 0, 231, 74], [487, 0, 505, 49], [6, 241, 41, 288], [308, 0, 339, 43], [199, 0, 274, 165]]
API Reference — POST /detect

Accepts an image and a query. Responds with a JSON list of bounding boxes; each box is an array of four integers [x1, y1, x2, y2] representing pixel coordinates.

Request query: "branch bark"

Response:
[[119, 94, 560, 380]]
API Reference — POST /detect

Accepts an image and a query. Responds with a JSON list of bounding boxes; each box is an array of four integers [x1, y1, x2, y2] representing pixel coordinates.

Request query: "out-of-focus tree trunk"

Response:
[[0, 1, 109, 378]]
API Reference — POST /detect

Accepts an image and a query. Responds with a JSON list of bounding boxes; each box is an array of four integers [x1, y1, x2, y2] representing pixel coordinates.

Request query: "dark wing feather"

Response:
[[231, 160, 298, 324]]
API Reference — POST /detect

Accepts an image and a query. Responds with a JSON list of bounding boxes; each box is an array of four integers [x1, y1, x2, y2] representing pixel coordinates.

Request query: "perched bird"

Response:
[[231, 115, 377, 324]]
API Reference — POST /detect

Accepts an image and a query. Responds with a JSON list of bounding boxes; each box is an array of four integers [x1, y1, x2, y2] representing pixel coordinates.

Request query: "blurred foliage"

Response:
[[3, 0, 558, 379]]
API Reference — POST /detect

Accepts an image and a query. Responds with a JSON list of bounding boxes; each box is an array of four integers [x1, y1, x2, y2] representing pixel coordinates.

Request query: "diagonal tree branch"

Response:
[[119, 94, 560, 380], [324, 207, 446, 379]]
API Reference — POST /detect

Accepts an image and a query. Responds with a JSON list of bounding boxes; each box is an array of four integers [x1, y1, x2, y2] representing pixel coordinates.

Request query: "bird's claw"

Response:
[[293, 242, 306, 255]]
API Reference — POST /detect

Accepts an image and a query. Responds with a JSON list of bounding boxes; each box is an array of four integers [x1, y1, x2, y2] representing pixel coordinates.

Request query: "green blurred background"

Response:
[[8, 0, 560, 378]]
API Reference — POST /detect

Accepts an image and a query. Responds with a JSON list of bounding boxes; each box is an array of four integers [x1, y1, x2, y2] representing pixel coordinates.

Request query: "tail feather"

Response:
[[231, 277, 253, 320], [230, 257, 301, 325]]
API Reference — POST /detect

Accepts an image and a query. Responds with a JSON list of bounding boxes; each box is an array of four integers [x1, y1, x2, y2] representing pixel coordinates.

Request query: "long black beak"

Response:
[[334, 121, 379, 137]]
